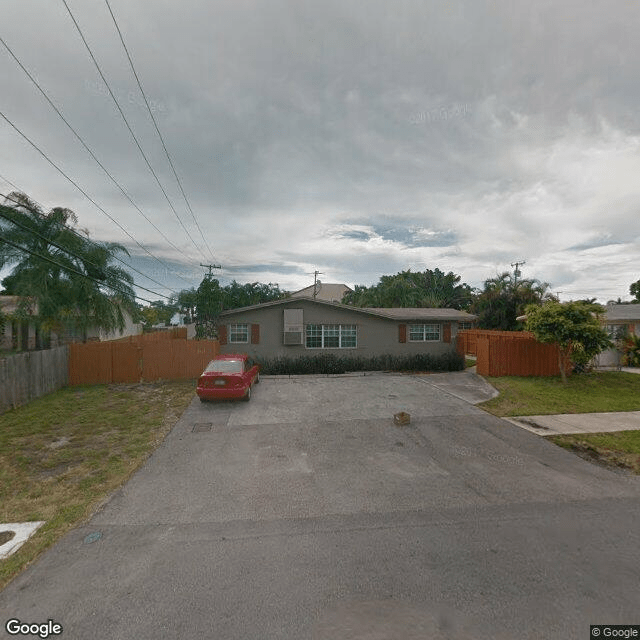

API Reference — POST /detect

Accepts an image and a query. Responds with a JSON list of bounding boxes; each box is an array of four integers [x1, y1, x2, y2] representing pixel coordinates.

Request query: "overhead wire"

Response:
[[104, 0, 217, 264], [0, 235, 159, 305], [60, 0, 208, 263], [0, 111, 197, 294], [0, 199, 172, 301], [0, 35, 199, 287], [1, 189, 178, 295]]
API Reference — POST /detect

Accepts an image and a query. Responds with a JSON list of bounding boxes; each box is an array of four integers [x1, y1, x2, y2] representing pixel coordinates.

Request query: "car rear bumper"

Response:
[[196, 386, 248, 400]]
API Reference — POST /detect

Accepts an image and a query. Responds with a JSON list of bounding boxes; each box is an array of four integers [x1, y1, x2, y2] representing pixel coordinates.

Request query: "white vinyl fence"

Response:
[[0, 346, 68, 413]]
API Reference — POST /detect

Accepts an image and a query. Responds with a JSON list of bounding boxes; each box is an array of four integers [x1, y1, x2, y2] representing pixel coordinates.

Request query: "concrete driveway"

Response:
[[2, 373, 640, 639]]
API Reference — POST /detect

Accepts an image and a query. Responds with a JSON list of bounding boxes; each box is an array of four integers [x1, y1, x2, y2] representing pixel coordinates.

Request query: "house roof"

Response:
[[365, 307, 476, 321], [606, 303, 640, 322], [217, 296, 477, 322], [289, 283, 352, 302], [0, 295, 38, 315]]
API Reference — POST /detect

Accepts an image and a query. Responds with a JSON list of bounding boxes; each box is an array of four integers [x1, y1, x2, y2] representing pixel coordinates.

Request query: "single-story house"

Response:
[[595, 303, 640, 367], [216, 296, 476, 360], [289, 282, 352, 303], [0, 295, 141, 351], [0, 296, 40, 351]]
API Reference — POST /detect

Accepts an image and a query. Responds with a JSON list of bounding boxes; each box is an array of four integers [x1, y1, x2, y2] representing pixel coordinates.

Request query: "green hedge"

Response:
[[257, 351, 464, 375]]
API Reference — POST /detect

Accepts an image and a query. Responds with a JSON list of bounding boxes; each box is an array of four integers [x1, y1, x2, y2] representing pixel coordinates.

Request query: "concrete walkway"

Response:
[[505, 411, 640, 436]]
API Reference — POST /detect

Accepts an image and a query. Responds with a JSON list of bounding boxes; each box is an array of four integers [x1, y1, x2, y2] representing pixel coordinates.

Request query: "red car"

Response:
[[196, 354, 260, 402]]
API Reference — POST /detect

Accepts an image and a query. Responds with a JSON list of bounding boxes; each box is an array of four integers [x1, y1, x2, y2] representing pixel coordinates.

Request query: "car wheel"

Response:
[[243, 385, 252, 401], [255, 372, 260, 384], [199, 397, 208, 403]]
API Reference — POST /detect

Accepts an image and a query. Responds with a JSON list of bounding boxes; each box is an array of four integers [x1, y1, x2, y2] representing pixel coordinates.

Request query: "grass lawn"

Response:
[[0, 380, 196, 591], [478, 371, 640, 475], [478, 371, 640, 417]]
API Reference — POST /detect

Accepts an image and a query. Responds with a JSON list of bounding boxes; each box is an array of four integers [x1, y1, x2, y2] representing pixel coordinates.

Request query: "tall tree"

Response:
[[630, 279, 640, 303], [471, 272, 554, 330], [188, 278, 286, 338], [0, 193, 135, 340], [342, 268, 474, 309]]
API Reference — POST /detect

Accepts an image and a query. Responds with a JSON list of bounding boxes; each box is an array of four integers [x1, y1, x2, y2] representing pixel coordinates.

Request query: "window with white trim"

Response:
[[306, 324, 357, 348], [409, 324, 440, 341], [229, 323, 249, 343], [459, 321, 474, 331]]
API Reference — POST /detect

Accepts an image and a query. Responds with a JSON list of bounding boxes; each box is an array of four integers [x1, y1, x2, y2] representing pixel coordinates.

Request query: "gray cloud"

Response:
[[2, 0, 639, 303]]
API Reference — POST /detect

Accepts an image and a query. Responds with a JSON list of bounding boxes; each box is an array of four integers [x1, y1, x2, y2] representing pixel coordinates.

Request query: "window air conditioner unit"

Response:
[[283, 308, 304, 346], [283, 331, 303, 345]]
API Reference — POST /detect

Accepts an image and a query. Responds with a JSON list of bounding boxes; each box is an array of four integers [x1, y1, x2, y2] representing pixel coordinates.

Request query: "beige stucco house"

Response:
[[216, 297, 476, 360], [289, 282, 352, 303]]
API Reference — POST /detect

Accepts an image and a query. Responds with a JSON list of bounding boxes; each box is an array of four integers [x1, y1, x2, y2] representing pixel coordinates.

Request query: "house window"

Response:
[[459, 321, 474, 331], [229, 323, 249, 343], [409, 324, 440, 341], [306, 324, 357, 348]]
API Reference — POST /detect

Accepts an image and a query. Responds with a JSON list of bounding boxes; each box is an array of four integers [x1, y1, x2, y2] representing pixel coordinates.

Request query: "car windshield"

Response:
[[206, 360, 244, 374]]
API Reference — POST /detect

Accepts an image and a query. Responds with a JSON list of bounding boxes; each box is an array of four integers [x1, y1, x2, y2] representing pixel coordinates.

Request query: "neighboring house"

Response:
[[0, 295, 141, 350], [290, 282, 353, 303], [94, 309, 142, 342], [596, 303, 640, 367], [169, 312, 188, 326], [216, 296, 476, 360], [0, 296, 40, 351]]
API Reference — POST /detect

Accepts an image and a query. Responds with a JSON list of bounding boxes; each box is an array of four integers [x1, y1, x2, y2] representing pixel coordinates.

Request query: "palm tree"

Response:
[[471, 272, 554, 330], [0, 192, 135, 341], [342, 268, 474, 309]]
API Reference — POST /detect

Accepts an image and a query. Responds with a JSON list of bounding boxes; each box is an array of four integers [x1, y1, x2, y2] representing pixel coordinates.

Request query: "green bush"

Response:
[[258, 351, 464, 375]]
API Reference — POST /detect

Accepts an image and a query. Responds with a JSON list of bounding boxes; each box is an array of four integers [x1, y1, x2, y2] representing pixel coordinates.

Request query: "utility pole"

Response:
[[510, 260, 526, 284], [313, 270, 323, 299], [200, 263, 222, 279]]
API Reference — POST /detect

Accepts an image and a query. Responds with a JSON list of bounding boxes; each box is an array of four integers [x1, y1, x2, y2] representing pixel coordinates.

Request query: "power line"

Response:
[[1, 189, 177, 295], [61, 0, 208, 263], [0, 201, 172, 301], [0, 33, 200, 284], [0, 111, 194, 293], [104, 0, 216, 264], [0, 235, 158, 305]]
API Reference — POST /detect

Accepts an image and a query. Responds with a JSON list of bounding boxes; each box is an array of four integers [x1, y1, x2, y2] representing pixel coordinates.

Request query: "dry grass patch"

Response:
[[0, 380, 195, 591], [548, 431, 640, 475]]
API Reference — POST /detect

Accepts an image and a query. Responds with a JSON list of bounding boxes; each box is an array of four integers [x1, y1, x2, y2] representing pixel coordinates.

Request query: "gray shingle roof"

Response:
[[365, 307, 476, 321], [217, 296, 476, 322], [606, 303, 640, 322]]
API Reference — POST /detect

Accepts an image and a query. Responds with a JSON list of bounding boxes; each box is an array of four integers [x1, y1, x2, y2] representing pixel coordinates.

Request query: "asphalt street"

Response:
[[1, 372, 639, 639]]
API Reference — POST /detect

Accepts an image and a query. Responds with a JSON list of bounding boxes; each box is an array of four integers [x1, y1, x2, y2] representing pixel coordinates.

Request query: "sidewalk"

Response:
[[504, 411, 640, 436]]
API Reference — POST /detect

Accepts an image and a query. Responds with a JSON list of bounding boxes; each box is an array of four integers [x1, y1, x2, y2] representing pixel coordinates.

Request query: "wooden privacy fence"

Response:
[[457, 329, 569, 377], [69, 338, 219, 385], [0, 346, 69, 413], [112, 326, 188, 344]]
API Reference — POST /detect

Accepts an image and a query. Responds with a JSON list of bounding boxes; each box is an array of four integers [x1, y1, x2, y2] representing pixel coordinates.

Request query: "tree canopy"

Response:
[[342, 268, 474, 310], [470, 272, 554, 330], [524, 300, 612, 383], [0, 193, 136, 341], [630, 279, 640, 303], [171, 278, 287, 338]]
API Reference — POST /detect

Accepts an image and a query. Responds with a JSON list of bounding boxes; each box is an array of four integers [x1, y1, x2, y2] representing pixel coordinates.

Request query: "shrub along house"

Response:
[[216, 297, 476, 362]]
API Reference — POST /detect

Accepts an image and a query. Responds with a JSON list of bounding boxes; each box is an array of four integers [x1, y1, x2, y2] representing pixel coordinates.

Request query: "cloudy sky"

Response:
[[1, 0, 639, 304]]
